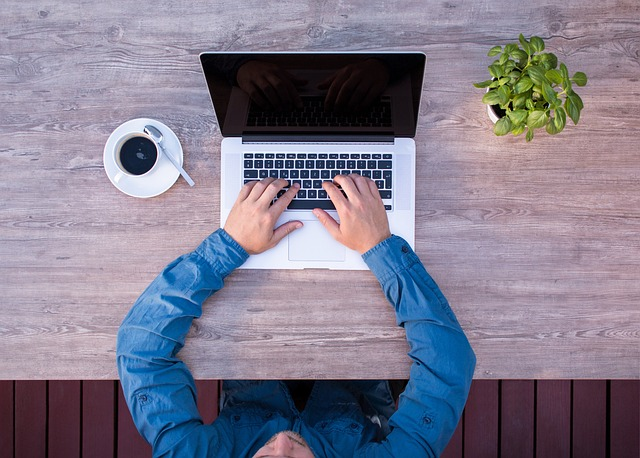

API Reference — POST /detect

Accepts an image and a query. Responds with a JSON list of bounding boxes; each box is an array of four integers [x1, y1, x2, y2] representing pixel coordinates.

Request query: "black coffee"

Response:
[[119, 136, 158, 175]]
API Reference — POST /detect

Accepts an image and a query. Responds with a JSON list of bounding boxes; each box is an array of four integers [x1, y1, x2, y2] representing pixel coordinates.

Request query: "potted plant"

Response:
[[474, 34, 588, 141]]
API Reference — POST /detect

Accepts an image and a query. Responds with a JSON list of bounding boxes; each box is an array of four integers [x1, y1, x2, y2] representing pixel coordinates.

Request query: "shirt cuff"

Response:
[[194, 228, 250, 277], [362, 235, 419, 282]]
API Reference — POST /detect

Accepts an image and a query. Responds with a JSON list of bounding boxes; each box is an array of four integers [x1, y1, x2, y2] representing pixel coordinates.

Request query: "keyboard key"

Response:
[[244, 170, 258, 178], [378, 160, 392, 169], [379, 190, 392, 199], [288, 199, 336, 210]]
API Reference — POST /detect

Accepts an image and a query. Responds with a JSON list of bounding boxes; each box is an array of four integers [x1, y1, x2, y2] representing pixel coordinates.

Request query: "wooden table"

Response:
[[1, 0, 638, 380]]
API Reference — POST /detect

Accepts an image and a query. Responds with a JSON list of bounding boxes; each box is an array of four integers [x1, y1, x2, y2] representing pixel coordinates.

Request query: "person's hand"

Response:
[[313, 174, 391, 254], [236, 60, 307, 111], [317, 59, 390, 113], [224, 178, 302, 255]]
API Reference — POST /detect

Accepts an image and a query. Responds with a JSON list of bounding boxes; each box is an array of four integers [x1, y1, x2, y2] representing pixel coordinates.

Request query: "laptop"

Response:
[[199, 52, 426, 269]]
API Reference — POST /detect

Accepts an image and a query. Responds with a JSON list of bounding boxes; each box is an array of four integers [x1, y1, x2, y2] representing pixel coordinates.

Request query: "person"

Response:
[[116, 174, 476, 457]]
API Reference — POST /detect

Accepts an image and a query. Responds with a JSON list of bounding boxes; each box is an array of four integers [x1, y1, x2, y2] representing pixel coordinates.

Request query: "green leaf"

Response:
[[504, 60, 517, 74], [554, 106, 567, 131], [545, 69, 564, 85], [512, 124, 526, 136], [473, 79, 494, 89], [519, 34, 531, 55], [482, 90, 503, 106], [504, 44, 518, 55], [497, 85, 512, 105], [528, 110, 549, 128], [526, 98, 535, 110], [530, 36, 545, 53], [546, 107, 567, 135], [489, 63, 504, 78], [565, 94, 583, 124], [494, 116, 512, 136], [488, 46, 503, 57], [560, 62, 569, 79], [507, 109, 529, 125], [546, 121, 559, 135], [527, 65, 548, 86], [510, 49, 528, 63], [514, 76, 534, 94], [541, 82, 559, 104], [512, 93, 529, 109], [540, 52, 558, 69], [572, 92, 584, 110], [572, 71, 588, 86], [526, 127, 535, 142]]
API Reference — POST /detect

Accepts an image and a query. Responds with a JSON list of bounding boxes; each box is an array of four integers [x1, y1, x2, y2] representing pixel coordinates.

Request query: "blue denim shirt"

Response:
[[116, 229, 476, 457]]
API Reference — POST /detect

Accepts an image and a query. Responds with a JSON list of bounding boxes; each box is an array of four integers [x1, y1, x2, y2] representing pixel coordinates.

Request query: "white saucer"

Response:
[[104, 118, 183, 198]]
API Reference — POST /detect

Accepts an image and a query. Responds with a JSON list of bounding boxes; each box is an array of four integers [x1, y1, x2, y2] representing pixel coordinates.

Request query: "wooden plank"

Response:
[[463, 380, 499, 457], [83, 380, 116, 458], [0, 381, 14, 457], [117, 382, 152, 458], [48, 380, 81, 457], [536, 380, 571, 457], [441, 415, 463, 458], [501, 380, 534, 458], [572, 380, 607, 457], [195, 379, 219, 424], [14, 380, 47, 457], [609, 380, 640, 458]]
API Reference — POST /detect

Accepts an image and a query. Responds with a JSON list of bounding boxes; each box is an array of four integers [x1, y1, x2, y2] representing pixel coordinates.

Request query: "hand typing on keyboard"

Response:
[[313, 174, 391, 254], [223, 178, 302, 255]]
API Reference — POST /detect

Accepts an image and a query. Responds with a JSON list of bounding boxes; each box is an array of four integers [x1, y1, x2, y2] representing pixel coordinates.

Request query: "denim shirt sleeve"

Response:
[[116, 229, 248, 456], [359, 236, 476, 457]]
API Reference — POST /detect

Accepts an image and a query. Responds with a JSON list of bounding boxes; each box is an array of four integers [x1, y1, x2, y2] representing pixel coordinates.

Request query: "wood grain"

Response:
[[0, 0, 639, 379]]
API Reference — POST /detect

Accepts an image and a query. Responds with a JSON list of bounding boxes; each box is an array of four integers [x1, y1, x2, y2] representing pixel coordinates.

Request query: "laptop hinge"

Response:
[[241, 133, 395, 145]]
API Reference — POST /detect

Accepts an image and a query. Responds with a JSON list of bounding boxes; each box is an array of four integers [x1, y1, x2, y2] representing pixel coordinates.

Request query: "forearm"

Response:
[[363, 236, 476, 456], [116, 229, 248, 451]]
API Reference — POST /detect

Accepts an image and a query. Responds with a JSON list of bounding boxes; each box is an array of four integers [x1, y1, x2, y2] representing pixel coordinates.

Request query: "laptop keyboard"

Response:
[[246, 96, 392, 128], [243, 152, 393, 211]]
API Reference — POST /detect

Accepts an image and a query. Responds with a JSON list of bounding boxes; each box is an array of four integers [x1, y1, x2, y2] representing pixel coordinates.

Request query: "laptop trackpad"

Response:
[[288, 220, 346, 262]]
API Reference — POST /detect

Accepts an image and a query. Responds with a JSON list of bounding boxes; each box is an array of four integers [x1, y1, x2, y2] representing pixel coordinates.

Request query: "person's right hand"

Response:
[[236, 60, 307, 111], [313, 174, 391, 254]]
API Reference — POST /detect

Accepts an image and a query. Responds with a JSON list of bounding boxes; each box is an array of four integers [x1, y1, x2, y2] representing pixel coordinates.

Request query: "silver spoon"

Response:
[[144, 125, 195, 187]]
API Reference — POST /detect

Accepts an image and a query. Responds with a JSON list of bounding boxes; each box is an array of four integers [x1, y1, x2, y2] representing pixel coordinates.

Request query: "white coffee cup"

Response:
[[113, 132, 160, 183]]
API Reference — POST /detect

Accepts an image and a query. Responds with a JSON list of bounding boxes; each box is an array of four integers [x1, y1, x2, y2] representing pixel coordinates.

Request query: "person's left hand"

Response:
[[224, 178, 302, 255]]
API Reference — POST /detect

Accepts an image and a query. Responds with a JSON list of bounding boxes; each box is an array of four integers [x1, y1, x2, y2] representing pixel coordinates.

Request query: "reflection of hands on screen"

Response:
[[236, 61, 308, 111], [318, 59, 390, 113]]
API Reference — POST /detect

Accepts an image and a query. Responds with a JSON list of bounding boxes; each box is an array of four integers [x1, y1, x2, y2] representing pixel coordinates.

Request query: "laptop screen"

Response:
[[199, 52, 426, 138]]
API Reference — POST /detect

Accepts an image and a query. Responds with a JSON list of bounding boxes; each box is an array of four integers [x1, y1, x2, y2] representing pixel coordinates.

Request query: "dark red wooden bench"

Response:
[[1, 380, 637, 457]]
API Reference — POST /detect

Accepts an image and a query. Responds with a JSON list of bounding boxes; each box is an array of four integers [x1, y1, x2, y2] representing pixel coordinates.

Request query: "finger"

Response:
[[312, 208, 342, 240], [317, 74, 335, 90], [366, 177, 382, 200], [247, 177, 277, 200], [238, 180, 259, 201], [271, 182, 299, 214], [350, 173, 375, 196], [247, 83, 270, 110], [271, 220, 303, 246], [281, 71, 305, 108], [323, 180, 348, 210], [324, 71, 350, 110], [257, 178, 289, 204], [333, 174, 358, 199], [259, 81, 283, 111], [266, 73, 295, 111]]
